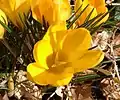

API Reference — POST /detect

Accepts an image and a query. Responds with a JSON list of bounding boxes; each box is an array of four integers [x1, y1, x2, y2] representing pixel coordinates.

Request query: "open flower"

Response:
[[30, 0, 71, 25], [27, 23, 104, 86], [0, 9, 7, 39], [75, 0, 109, 26], [0, 0, 30, 28]]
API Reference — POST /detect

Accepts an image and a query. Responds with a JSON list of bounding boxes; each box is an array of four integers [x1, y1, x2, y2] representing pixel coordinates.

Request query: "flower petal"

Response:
[[30, 0, 53, 24], [62, 28, 91, 57], [33, 63, 73, 86], [15, 0, 30, 11], [43, 23, 67, 51], [53, 0, 71, 23], [72, 49, 104, 73], [96, 6, 109, 25], [0, 0, 30, 28], [53, 76, 72, 86], [88, 0, 106, 8], [27, 63, 47, 85], [0, 0, 15, 12], [31, 0, 70, 25], [43, 22, 67, 40], [33, 40, 53, 69]]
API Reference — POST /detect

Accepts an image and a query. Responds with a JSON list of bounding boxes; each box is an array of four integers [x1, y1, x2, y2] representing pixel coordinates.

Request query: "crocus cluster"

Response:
[[0, 0, 108, 86], [27, 0, 108, 86]]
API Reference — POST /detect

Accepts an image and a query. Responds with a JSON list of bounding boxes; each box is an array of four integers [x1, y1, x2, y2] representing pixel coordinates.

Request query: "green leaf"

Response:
[[67, 4, 89, 29], [0, 20, 12, 33], [72, 74, 111, 83], [67, 4, 83, 22]]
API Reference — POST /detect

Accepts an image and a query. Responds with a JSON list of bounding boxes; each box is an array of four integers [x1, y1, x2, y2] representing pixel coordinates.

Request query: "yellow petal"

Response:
[[0, 9, 7, 39], [27, 63, 47, 85], [0, 0, 30, 28], [43, 22, 67, 40], [53, 0, 71, 23], [88, 0, 106, 8], [31, 0, 70, 25], [72, 49, 104, 73], [33, 40, 53, 69], [75, 0, 82, 12], [62, 28, 91, 56], [27, 62, 73, 86], [43, 23, 67, 51], [0, 0, 15, 12], [15, 0, 30, 11], [53, 76, 72, 86], [33, 62, 73, 86], [30, 0, 53, 24], [96, 6, 109, 25]]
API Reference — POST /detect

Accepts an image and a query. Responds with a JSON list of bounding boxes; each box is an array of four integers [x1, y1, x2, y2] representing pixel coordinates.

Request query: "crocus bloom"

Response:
[[0, 9, 7, 39], [27, 23, 104, 86], [75, 0, 109, 26], [30, 0, 71, 25], [0, 0, 30, 28]]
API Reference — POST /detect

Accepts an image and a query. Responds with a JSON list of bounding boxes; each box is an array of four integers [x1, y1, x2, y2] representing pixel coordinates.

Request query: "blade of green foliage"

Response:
[[89, 7, 115, 29], [84, 8, 95, 24], [90, 23, 103, 34], [73, 74, 112, 83], [67, 4, 83, 22], [79, 13, 103, 28], [67, 4, 89, 29], [18, 13, 27, 29], [0, 20, 12, 33]]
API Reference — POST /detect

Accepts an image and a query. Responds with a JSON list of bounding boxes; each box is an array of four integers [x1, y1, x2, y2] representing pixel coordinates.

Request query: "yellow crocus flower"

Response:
[[0, 0, 30, 28], [0, 9, 7, 39], [27, 23, 104, 86], [75, 0, 109, 26], [30, 0, 71, 25]]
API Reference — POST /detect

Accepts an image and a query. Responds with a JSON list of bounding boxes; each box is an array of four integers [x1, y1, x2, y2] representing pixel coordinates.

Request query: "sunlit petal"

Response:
[[72, 49, 104, 73], [88, 0, 106, 8], [31, 0, 70, 25], [96, 6, 109, 25], [53, 76, 72, 86], [27, 63, 48, 85], [30, 0, 53, 24], [0, 0, 30, 28], [62, 28, 91, 55], [33, 40, 53, 69], [43, 23, 67, 51], [33, 62, 73, 86], [53, 0, 71, 23]]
